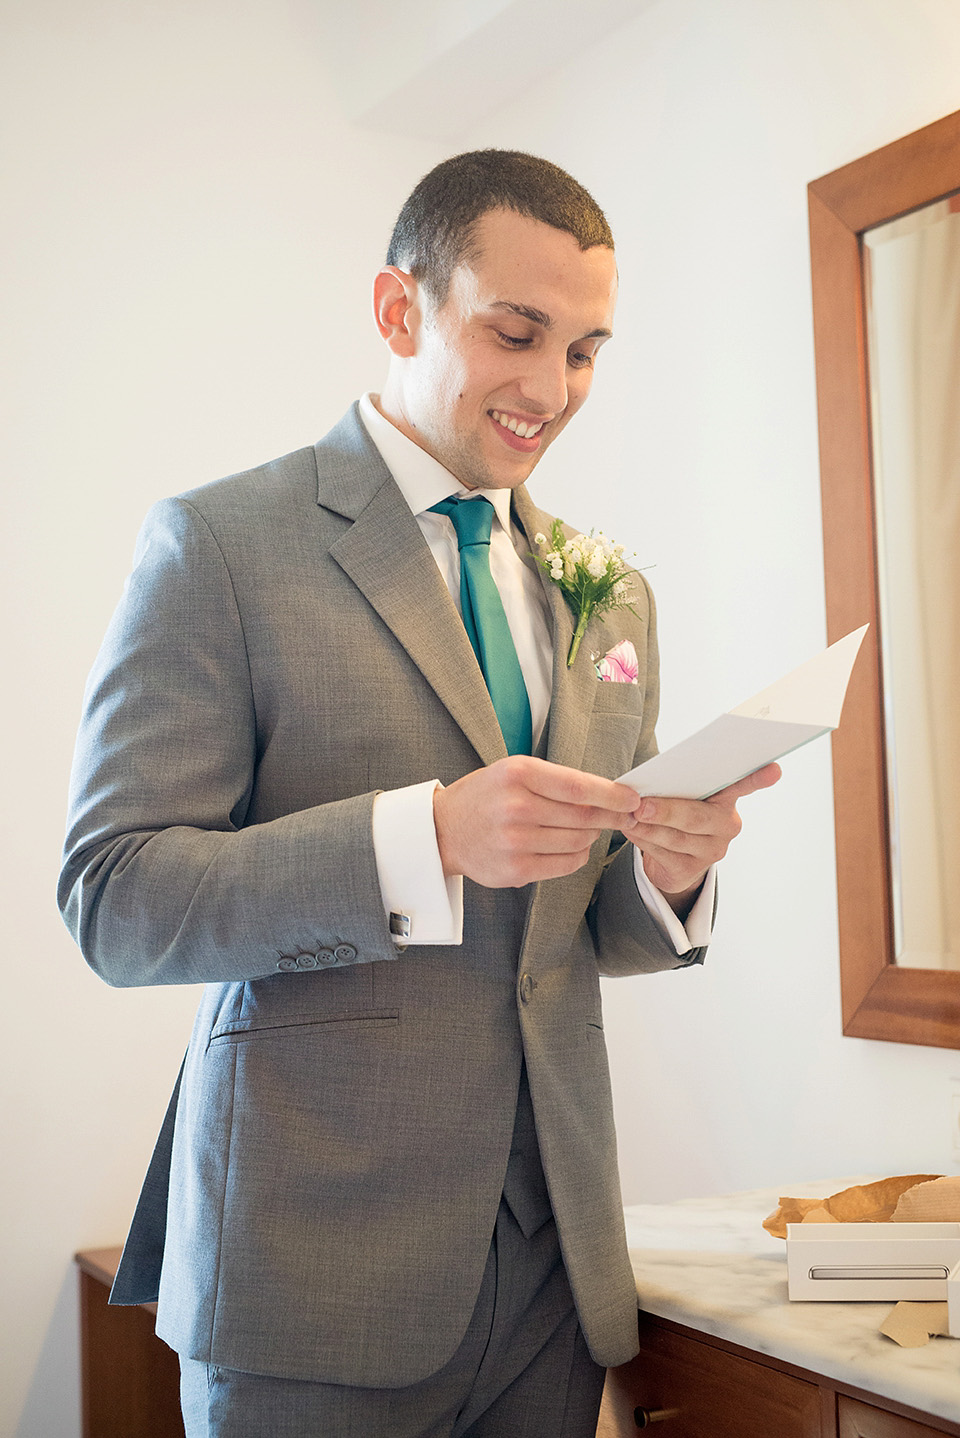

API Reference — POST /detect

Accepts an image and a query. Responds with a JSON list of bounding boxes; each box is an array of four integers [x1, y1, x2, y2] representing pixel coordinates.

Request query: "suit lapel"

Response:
[[318, 409, 507, 768], [317, 408, 602, 775], [511, 489, 617, 961], [511, 487, 598, 775]]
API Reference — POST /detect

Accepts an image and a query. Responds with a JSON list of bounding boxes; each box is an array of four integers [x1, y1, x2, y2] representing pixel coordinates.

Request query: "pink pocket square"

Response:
[[595, 639, 639, 684]]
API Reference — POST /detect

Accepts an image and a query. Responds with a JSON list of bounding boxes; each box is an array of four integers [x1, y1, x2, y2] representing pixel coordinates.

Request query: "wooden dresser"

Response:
[[75, 1247, 183, 1438], [597, 1182, 960, 1437], [78, 1183, 960, 1437]]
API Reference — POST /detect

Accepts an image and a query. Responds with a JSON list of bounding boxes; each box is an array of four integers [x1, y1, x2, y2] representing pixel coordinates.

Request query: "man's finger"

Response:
[[513, 756, 642, 815], [707, 762, 781, 807], [531, 798, 642, 832], [623, 819, 705, 859], [630, 797, 721, 837], [501, 823, 606, 856]]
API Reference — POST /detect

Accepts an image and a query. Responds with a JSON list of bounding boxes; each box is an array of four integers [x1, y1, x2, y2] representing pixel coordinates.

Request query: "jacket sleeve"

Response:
[[58, 497, 398, 988], [584, 572, 710, 977]]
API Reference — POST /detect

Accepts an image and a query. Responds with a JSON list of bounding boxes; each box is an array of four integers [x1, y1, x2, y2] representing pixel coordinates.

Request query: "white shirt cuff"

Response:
[[371, 781, 464, 945], [633, 849, 716, 955]]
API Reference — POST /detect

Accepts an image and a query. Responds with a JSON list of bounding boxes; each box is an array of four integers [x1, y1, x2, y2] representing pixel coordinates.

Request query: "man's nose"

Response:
[[518, 349, 569, 415]]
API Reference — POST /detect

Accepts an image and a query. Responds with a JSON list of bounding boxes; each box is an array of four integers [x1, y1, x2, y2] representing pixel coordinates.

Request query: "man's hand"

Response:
[[433, 756, 642, 888], [620, 763, 782, 913]]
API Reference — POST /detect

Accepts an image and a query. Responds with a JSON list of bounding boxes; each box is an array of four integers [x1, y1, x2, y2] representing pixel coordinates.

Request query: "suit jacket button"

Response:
[[334, 944, 357, 963], [297, 953, 318, 969], [519, 973, 536, 1003], [317, 949, 336, 966], [277, 957, 298, 971]]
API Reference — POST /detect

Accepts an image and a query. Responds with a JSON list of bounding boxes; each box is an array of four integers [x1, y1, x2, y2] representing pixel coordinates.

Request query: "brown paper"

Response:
[[796, 1205, 840, 1225], [891, 1176, 960, 1223], [880, 1301, 952, 1348], [762, 1175, 942, 1239]]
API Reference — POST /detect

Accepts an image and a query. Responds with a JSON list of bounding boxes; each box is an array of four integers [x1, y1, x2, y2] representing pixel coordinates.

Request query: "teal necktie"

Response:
[[429, 496, 533, 756]]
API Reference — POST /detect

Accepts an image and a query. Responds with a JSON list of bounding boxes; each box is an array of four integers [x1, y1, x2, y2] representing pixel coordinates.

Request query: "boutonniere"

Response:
[[533, 520, 637, 667]]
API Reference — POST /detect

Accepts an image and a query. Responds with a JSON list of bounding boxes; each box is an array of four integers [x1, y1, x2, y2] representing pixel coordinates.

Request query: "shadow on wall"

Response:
[[15, 1267, 79, 1438]]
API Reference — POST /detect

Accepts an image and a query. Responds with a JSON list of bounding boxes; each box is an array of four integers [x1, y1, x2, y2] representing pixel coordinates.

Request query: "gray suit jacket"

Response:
[[59, 405, 704, 1386]]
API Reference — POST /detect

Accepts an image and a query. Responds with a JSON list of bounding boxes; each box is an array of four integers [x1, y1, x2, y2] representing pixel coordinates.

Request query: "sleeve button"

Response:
[[334, 944, 357, 963], [277, 957, 298, 971], [297, 953, 319, 969]]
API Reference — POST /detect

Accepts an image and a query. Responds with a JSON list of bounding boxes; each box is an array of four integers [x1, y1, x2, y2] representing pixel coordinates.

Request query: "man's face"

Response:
[[382, 209, 618, 490]]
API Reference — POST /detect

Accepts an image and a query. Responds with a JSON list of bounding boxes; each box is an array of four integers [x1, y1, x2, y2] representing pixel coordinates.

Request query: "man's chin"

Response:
[[444, 435, 546, 491], [454, 461, 538, 492], [480, 449, 546, 491]]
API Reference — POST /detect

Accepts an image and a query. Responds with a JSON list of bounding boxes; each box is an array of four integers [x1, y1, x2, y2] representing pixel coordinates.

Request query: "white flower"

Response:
[[533, 517, 638, 667], [534, 532, 547, 545]]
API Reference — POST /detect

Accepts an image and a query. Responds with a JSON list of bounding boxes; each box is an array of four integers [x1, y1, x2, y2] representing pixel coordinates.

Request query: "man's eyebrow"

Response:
[[492, 300, 552, 327], [490, 300, 613, 339]]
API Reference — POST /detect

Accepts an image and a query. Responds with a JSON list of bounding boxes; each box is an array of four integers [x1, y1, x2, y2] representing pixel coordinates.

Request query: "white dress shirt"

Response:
[[358, 393, 715, 954]]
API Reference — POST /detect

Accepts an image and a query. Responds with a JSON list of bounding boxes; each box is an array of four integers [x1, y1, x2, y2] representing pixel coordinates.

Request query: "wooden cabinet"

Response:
[[605, 1312, 827, 1437], [75, 1248, 183, 1438], [838, 1397, 959, 1438], [598, 1312, 960, 1438], [76, 1247, 959, 1438]]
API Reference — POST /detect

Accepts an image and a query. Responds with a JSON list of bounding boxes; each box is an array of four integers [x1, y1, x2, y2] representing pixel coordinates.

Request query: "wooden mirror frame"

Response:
[[808, 108, 960, 1049]]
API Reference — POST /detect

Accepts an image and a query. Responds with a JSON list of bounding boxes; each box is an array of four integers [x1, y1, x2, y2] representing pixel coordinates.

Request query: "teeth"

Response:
[[491, 410, 543, 439]]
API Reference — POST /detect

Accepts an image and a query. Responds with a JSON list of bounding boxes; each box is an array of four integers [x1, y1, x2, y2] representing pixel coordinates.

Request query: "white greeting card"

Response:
[[618, 625, 868, 799]]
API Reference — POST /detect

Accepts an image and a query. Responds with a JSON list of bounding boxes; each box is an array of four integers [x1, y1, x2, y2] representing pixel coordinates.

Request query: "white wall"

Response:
[[3, 0, 960, 1432], [1, 4, 437, 1433], [464, 0, 960, 1206]]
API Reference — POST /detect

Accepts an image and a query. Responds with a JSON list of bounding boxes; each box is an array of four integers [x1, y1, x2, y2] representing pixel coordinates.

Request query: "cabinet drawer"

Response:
[[601, 1314, 826, 1438], [839, 1396, 958, 1438]]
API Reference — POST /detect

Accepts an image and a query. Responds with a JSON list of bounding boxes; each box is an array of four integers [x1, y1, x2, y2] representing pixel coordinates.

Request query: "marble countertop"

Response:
[[623, 1179, 960, 1427]]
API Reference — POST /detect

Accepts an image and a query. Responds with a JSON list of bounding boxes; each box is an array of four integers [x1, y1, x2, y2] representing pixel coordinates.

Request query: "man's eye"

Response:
[[496, 331, 531, 348], [569, 350, 596, 369]]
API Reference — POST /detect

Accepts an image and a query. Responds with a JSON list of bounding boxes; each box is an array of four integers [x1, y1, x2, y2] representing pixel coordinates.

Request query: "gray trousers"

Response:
[[179, 1198, 606, 1437]]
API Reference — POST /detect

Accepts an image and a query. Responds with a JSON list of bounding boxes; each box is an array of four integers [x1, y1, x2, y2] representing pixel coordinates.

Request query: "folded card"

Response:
[[618, 625, 868, 798]]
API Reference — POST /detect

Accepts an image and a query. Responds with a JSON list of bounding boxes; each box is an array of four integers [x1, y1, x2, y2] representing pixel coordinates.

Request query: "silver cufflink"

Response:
[[389, 912, 412, 938]]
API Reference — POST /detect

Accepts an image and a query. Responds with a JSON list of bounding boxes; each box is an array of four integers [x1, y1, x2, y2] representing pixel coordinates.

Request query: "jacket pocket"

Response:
[[208, 1010, 399, 1044], [208, 962, 389, 1045]]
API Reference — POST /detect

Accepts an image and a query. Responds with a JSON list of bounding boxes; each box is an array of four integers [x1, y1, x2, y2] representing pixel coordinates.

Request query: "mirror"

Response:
[[808, 108, 960, 1047], [864, 198, 960, 972]]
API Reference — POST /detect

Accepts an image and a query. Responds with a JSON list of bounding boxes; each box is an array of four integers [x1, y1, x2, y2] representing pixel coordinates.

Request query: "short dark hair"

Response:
[[386, 149, 614, 305]]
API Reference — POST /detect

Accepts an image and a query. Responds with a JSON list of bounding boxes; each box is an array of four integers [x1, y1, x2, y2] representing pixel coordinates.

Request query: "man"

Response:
[[60, 151, 777, 1436]]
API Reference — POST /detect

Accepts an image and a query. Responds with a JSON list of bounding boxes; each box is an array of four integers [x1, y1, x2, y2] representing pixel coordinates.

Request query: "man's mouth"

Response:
[[491, 405, 543, 437], [488, 408, 546, 451]]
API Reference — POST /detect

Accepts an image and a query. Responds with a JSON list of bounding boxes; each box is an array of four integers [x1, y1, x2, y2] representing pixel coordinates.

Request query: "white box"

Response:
[[786, 1222, 960, 1301], [948, 1259, 960, 1336]]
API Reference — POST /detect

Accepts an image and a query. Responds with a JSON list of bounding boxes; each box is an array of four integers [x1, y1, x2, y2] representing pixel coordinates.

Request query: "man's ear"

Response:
[[373, 266, 420, 357]]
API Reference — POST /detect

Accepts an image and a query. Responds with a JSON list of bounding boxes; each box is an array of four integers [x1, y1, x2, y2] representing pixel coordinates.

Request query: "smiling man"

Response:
[[60, 151, 776, 1437], [375, 205, 615, 492]]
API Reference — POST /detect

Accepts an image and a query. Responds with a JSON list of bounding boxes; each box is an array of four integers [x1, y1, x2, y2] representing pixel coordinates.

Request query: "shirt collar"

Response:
[[358, 392, 514, 532]]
